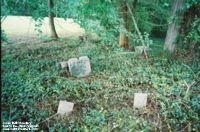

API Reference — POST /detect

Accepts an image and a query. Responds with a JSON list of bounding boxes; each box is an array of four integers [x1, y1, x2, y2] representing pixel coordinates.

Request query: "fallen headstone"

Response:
[[68, 56, 91, 77], [135, 46, 150, 54], [133, 93, 147, 108], [57, 101, 74, 115]]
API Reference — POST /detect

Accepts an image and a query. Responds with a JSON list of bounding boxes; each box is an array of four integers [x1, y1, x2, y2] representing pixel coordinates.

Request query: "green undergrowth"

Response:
[[2, 38, 200, 131]]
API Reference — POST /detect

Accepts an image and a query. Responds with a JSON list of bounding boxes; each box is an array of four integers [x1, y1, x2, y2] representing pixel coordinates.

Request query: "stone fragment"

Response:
[[68, 56, 91, 77], [57, 101, 74, 115], [133, 93, 147, 108]]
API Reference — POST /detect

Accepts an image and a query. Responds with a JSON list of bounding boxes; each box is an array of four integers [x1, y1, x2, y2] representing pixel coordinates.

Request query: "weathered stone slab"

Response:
[[133, 93, 147, 108], [135, 46, 150, 54], [57, 101, 74, 115], [68, 56, 91, 77]]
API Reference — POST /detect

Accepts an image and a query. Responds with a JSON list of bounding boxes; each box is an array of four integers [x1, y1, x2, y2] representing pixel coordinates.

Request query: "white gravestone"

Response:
[[68, 56, 91, 77], [57, 101, 74, 115], [133, 93, 147, 108]]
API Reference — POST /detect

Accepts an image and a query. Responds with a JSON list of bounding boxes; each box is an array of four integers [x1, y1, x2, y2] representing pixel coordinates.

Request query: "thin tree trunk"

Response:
[[164, 0, 184, 52], [48, 0, 58, 39], [119, 0, 129, 49], [126, 2, 148, 59], [126, 3, 145, 47]]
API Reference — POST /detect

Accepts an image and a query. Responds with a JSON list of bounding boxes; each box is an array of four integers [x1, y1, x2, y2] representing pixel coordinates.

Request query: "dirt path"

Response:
[[2, 16, 85, 43]]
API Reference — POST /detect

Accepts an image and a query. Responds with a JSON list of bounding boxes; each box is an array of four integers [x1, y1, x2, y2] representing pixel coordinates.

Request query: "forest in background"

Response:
[[2, 0, 200, 54], [1, 0, 200, 131]]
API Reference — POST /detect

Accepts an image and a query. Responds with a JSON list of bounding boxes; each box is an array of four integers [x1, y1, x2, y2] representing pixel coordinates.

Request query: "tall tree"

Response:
[[119, 0, 138, 49], [48, 0, 58, 39], [119, 0, 129, 49], [164, 0, 184, 52]]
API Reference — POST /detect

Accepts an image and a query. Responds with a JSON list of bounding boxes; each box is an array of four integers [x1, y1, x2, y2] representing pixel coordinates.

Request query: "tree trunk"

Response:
[[126, 2, 145, 47], [164, 0, 184, 52], [48, 0, 58, 39], [119, 33, 129, 48], [119, 0, 129, 49], [126, 2, 148, 59]]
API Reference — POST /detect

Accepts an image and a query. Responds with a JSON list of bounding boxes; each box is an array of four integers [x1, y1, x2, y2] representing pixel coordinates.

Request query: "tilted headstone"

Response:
[[68, 56, 91, 77], [135, 46, 150, 54], [57, 101, 74, 115], [133, 93, 147, 108]]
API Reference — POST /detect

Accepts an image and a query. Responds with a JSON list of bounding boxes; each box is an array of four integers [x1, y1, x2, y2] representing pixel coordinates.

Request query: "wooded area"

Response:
[[1, 0, 200, 131]]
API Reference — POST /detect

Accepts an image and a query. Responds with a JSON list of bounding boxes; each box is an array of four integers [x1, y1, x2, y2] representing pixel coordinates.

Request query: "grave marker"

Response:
[[133, 93, 147, 108], [68, 56, 91, 77], [57, 101, 74, 115]]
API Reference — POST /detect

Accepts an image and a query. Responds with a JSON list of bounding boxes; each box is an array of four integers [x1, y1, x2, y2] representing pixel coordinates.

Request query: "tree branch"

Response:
[[126, 1, 148, 59]]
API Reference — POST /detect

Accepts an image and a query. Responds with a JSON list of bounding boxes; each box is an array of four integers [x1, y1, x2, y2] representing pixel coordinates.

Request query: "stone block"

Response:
[[133, 93, 147, 108], [57, 101, 74, 115]]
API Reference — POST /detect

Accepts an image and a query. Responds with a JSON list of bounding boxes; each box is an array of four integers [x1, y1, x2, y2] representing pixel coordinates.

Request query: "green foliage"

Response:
[[143, 32, 153, 47], [83, 109, 105, 130], [1, 0, 48, 17], [136, 0, 170, 37], [1, 29, 7, 42], [185, 0, 200, 9], [1, 0, 200, 130], [2, 38, 200, 130], [2, 0, 171, 45], [154, 62, 200, 130], [185, 16, 200, 44], [136, 4, 152, 33], [1, 0, 9, 18]]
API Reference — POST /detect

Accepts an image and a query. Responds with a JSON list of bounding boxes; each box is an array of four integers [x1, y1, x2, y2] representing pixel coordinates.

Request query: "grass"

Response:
[[2, 37, 200, 131]]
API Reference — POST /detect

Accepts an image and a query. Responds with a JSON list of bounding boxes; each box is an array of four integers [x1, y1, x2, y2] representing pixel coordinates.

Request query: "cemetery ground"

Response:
[[2, 36, 200, 131]]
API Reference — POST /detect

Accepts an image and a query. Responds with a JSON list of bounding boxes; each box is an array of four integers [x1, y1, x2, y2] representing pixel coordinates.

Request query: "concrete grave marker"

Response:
[[57, 101, 74, 115], [68, 56, 91, 77], [133, 93, 147, 108]]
